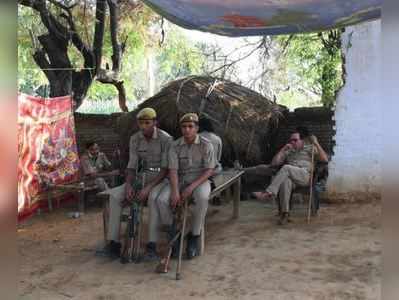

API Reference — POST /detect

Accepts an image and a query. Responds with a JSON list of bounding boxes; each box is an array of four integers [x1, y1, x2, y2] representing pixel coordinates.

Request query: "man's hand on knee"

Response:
[[125, 183, 136, 200], [170, 191, 182, 209], [137, 185, 151, 203], [181, 185, 194, 201]]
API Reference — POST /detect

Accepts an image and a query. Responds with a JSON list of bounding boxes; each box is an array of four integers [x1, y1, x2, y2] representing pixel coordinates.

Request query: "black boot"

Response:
[[109, 241, 121, 257], [142, 242, 159, 262], [186, 232, 200, 260]]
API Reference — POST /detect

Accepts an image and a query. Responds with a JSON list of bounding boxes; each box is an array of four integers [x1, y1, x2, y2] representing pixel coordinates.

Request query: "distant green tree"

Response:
[[276, 30, 344, 107], [155, 27, 205, 84]]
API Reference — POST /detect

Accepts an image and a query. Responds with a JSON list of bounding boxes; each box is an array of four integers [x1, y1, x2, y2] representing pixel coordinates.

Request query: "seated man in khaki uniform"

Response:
[[253, 128, 328, 225], [199, 115, 223, 205], [80, 141, 112, 191], [154, 113, 216, 259], [100, 108, 173, 258], [199, 115, 223, 174]]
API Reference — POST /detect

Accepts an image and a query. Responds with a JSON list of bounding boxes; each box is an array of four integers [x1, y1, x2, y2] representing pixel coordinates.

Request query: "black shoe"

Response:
[[171, 239, 181, 259], [186, 232, 200, 260], [277, 213, 290, 225], [96, 240, 121, 258], [142, 242, 159, 262], [109, 241, 121, 257]]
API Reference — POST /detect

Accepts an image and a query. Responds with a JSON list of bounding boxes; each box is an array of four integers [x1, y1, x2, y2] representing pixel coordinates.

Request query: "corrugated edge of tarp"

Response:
[[142, 0, 381, 36]]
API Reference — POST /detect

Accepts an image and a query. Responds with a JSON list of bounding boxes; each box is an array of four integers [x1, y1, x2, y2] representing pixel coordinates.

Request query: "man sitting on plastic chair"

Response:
[[253, 127, 328, 225]]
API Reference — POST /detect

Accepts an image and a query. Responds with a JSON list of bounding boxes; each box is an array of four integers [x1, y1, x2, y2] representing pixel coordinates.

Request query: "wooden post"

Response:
[[77, 183, 85, 213], [226, 186, 232, 202], [233, 177, 241, 219], [102, 194, 110, 244], [47, 189, 53, 212], [199, 220, 206, 256]]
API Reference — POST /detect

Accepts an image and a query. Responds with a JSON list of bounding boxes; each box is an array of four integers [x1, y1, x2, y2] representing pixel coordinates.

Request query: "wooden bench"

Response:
[[209, 170, 244, 219], [100, 170, 244, 254], [46, 170, 119, 213], [47, 182, 98, 213], [199, 169, 244, 254]]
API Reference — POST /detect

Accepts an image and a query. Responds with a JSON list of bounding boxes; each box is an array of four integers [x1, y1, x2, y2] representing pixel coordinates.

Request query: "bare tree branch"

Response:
[[107, 0, 121, 72], [115, 81, 128, 112], [59, 12, 94, 66], [47, 0, 77, 11], [93, 0, 107, 72], [280, 34, 294, 55], [19, 0, 69, 42], [208, 38, 266, 76]]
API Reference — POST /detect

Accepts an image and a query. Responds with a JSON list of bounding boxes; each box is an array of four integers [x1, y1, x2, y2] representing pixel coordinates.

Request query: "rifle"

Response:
[[155, 189, 189, 280], [155, 205, 183, 274], [120, 170, 146, 264]]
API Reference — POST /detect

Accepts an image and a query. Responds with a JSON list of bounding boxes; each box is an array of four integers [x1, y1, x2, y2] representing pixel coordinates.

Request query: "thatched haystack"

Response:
[[117, 76, 286, 167]]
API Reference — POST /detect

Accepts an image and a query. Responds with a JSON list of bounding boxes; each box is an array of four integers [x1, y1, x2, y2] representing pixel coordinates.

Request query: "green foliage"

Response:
[[19, 3, 343, 113], [18, 6, 48, 94], [155, 26, 205, 84], [276, 31, 344, 107], [18, 4, 205, 113]]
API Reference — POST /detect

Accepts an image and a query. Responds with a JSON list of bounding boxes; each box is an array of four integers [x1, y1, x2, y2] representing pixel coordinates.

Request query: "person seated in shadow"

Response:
[[80, 141, 112, 191], [111, 141, 125, 186], [198, 115, 223, 205]]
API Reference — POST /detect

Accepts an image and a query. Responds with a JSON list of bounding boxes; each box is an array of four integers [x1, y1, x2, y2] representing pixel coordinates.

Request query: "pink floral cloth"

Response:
[[18, 94, 80, 219]]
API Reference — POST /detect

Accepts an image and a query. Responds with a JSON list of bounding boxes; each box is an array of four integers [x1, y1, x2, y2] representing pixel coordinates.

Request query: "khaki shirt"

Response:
[[283, 143, 319, 172], [169, 135, 216, 183], [127, 127, 172, 181], [200, 131, 222, 161], [80, 152, 112, 176]]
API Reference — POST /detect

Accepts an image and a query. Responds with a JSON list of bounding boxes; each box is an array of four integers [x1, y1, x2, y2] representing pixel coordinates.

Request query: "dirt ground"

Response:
[[18, 198, 381, 300]]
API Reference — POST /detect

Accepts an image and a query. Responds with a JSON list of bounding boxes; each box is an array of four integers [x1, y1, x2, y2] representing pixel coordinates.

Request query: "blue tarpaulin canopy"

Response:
[[142, 0, 381, 36]]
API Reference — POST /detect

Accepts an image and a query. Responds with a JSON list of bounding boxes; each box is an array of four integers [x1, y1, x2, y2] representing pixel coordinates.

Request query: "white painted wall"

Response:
[[327, 20, 381, 199]]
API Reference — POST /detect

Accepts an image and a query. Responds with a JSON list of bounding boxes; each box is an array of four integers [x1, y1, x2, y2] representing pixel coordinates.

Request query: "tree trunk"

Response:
[[19, 0, 127, 111]]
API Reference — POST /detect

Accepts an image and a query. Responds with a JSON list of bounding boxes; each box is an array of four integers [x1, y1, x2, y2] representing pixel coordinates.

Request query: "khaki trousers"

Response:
[[101, 174, 163, 242], [243, 164, 276, 176], [148, 180, 211, 242], [266, 165, 310, 213]]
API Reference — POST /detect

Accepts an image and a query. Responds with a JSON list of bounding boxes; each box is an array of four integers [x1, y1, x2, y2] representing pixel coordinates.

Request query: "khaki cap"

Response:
[[180, 113, 199, 124], [137, 107, 157, 120]]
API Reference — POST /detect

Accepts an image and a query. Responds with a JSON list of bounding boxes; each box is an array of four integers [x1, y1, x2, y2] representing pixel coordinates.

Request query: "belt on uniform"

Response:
[[145, 167, 161, 172]]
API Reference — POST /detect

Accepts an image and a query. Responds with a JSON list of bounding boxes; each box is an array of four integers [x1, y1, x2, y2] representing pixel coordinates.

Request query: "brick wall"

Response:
[[74, 113, 121, 158], [271, 107, 334, 159], [74, 107, 334, 165]]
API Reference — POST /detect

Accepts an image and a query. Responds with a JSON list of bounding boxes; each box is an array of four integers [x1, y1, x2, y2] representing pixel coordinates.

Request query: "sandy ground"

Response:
[[18, 198, 381, 300]]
